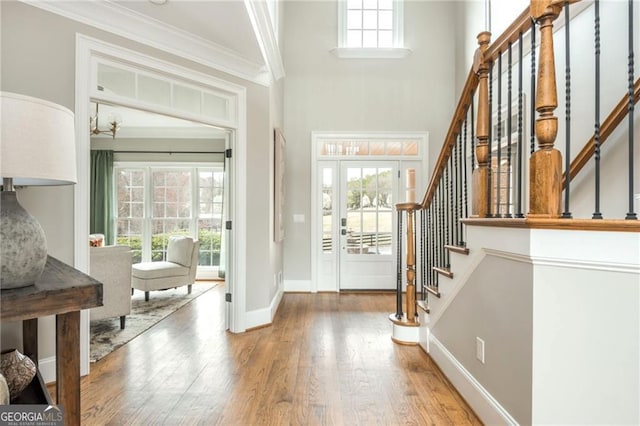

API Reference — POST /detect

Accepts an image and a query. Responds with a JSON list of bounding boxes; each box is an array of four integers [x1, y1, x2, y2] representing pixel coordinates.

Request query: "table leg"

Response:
[[22, 318, 38, 366], [56, 311, 80, 426]]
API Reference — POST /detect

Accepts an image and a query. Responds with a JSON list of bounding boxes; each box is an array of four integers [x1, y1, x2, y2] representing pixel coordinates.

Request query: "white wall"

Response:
[[1, 1, 280, 367], [282, 0, 458, 282]]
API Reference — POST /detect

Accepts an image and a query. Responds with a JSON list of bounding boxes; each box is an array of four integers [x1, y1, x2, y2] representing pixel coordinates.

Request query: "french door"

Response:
[[312, 132, 427, 293], [340, 162, 398, 290], [317, 161, 399, 291]]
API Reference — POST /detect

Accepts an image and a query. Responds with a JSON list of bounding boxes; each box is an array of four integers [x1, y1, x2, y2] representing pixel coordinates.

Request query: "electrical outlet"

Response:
[[476, 337, 485, 364]]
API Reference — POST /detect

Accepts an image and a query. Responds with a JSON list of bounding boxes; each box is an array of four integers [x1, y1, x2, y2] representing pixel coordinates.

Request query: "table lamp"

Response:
[[1, 92, 77, 289]]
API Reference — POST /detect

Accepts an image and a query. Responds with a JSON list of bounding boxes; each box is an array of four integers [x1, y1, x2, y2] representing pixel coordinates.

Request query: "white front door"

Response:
[[338, 162, 398, 290], [312, 133, 427, 293]]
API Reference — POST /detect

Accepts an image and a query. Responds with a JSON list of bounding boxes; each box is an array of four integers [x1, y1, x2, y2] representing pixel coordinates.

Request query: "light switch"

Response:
[[293, 214, 305, 223]]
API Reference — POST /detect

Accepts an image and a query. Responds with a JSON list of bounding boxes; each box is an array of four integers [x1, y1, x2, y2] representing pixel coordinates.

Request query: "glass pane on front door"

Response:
[[344, 166, 393, 255]]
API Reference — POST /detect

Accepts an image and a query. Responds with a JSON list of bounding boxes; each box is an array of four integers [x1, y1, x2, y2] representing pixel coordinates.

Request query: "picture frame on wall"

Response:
[[274, 128, 286, 242]]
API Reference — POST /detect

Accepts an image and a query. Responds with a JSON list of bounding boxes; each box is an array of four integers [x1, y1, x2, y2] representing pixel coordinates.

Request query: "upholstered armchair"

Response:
[[131, 236, 200, 302], [89, 245, 133, 329]]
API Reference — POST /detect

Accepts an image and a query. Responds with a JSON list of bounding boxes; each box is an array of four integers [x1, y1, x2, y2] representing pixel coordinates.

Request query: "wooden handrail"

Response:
[[421, 68, 478, 209], [563, 77, 640, 187], [421, 7, 534, 210], [484, 7, 534, 62]]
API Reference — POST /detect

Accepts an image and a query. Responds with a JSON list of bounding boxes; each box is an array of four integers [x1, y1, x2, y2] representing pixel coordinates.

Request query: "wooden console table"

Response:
[[1, 256, 103, 426]]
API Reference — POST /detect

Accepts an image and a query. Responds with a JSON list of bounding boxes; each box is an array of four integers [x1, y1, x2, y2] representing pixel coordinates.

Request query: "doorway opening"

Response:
[[311, 132, 428, 292], [76, 35, 247, 375]]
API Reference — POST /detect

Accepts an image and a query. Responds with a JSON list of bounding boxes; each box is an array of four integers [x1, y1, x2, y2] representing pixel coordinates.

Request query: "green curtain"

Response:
[[90, 150, 114, 245]]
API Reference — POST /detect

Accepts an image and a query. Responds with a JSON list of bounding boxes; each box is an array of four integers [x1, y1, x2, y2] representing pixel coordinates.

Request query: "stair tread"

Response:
[[433, 266, 454, 279], [426, 286, 441, 298], [444, 244, 470, 255]]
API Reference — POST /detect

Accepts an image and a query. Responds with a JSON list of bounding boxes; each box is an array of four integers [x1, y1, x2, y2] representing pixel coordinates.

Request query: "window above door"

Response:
[[333, 0, 411, 59]]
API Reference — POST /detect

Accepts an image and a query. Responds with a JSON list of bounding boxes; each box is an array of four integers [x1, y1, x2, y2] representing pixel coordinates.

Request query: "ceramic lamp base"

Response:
[[0, 191, 47, 289]]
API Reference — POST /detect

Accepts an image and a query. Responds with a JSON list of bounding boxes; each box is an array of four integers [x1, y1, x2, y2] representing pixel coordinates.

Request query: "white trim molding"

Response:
[[331, 47, 412, 59], [75, 34, 248, 347], [244, 0, 285, 81], [429, 334, 518, 425], [23, 0, 270, 86], [244, 287, 284, 330]]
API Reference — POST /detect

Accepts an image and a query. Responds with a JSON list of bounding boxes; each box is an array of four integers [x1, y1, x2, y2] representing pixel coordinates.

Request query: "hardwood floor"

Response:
[[78, 285, 481, 425]]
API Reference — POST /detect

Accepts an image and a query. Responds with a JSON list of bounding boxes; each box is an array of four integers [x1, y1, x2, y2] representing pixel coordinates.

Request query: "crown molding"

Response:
[[244, 0, 285, 82], [21, 0, 271, 86]]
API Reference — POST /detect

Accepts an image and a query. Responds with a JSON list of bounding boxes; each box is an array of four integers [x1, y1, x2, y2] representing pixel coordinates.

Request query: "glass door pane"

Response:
[[151, 170, 192, 260], [197, 168, 224, 267], [340, 161, 397, 290]]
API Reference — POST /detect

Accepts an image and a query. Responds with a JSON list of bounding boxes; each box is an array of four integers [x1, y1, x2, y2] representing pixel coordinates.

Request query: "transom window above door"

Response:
[[317, 137, 421, 158]]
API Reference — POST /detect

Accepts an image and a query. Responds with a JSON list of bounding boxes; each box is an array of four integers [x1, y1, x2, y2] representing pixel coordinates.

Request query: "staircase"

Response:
[[394, 1, 640, 424]]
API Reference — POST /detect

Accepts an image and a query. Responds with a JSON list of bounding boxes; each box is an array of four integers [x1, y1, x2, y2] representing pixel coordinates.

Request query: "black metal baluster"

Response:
[[488, 66, 494, 217], [471, 92, 476, 173], [626, 0, 637, 220], [449, 142, 460, 246], [506, 42, 513, 218], [563, 3, 573, 219], [463, 115, 469, 229], [445, 163, 451, 268], [396, 209, 403, 319], [531, 19, 537, 155], [430, 205, 436, 289], [433, 187, 439, 282], [453, 141, 459, 247], [435, 188, 440, 275], [517, 31, 525, 218], [458, 136, 463, 244], [470, 92, 475, 221], [421, 209, 426, 299], [435, 197, 440, 290], [496, 51, 503, 217], [593, 0, 603, 219], [416, 206, 419, 302], [450, 155, 455, 254], [440, 181, 445, 270], [456, 131, 467, 245]]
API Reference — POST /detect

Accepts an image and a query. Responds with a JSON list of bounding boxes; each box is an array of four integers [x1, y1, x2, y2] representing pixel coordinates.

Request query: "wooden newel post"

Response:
[[395, 202, 421, 324], [529, 0, 572, 217], [472, 31, 492, 217]]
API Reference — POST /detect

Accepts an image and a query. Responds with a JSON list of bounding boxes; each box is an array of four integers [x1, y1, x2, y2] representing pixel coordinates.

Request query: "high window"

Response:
[[345, 0, 393, 48], [114, 165, 224, 276], [339, 0, 404, 49]]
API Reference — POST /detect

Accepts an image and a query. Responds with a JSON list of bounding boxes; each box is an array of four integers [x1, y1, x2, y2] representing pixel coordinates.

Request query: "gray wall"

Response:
[[282, 0, 458, 281], [1, 1, 281, 357], [432, 254, 534, 424]]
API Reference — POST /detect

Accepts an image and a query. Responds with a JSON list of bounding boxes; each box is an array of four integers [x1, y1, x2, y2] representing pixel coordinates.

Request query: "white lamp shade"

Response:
[[1, 92, 77, 186]]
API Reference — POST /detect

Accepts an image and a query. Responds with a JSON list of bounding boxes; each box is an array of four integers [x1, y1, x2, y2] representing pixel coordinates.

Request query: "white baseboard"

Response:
[[283, 279, 311, 292], [429, 334, 518, 425], [271, 287, 284, 319], [39, 356, 56, 384], [244, 287, 284, 330]]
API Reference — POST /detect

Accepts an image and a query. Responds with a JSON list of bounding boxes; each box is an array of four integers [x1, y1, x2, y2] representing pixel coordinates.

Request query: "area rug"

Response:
[[90, 283, 218, 362]]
